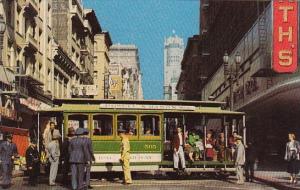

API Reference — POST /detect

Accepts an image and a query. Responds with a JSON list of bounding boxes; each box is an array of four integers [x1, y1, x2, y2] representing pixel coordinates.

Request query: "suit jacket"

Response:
[[172, 132, 185, 151], [69, 136, 89, 163], [120, 136, 130, 161], [25, 145, 39, 168], [235, 142, 245, 165], [82, 137, 95, 162], [0, 141, 18, 164], [47, 140, 60, 162]]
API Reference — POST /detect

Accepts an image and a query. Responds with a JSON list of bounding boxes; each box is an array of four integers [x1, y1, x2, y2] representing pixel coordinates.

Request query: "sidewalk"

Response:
[[255, 171, 300, 190]]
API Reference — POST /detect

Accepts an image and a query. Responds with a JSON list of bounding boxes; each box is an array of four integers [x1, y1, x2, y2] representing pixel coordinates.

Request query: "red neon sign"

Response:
[[273, 0, 298, 73]]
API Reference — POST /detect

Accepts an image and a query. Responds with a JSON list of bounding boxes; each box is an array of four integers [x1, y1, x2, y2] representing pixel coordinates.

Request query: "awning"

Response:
[[0, 66, 14, 85]]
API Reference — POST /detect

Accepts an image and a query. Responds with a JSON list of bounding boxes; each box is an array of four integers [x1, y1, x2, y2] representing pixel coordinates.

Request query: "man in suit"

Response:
[[82, 128, 95, 189], [69, 128, 90, 190], [119, 129, 132, 185], [234, 135, 246, 184], [0, 133, 18, 189], [47, 130, 61, 186], [25, 139, 39, 186], [172, 127, 186, 172], [61, 127, 75, 187]]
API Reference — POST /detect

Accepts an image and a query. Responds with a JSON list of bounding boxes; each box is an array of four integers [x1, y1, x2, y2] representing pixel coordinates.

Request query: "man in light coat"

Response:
[[172, 127, 186, 172], [47, 130, 61, 186], [69, 128, 90, 190], [119, 129, 132, 185], [234, 135, 245, 184]]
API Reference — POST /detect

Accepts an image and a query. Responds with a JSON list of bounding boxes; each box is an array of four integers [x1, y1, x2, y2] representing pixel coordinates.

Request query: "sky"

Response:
[[83, 0, 199, 100]]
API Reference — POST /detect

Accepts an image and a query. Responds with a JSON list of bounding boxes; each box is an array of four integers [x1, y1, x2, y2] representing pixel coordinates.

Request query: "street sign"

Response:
[[273, 0, 298, 73]]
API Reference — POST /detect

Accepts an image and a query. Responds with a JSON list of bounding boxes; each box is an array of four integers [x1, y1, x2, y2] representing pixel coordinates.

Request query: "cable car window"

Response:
[[68, 114, 88, 133], [92, 115, 113, 136], [117, 115, 137, 136], [140, 115, 160, 136]]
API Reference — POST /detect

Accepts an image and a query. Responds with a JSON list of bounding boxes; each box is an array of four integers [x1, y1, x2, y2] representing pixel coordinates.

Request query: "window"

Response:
[[140, 115, 160, 136], [92, 115, 113, 136], [117, 115, 137, 135], [68, 114, 88, 134]]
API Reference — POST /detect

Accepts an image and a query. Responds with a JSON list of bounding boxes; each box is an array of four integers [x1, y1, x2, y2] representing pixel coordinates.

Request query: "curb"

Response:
[[254, 176, 300, 190]]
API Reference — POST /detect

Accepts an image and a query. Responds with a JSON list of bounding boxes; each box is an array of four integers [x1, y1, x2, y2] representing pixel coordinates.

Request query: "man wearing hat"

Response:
[[234, 135, 245, 184], [0, 133, 18, 189], [69, 127, 90, 190], [118, 128, 132, 185], [82, 128, 95, 189], [25, 139, 39, 186], [61, 127, 75, 187], [47, 130, 61, 186]]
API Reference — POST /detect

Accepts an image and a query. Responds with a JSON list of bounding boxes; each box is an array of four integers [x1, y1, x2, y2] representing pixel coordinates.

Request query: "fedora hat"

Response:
[[75, 127, 85, 136]]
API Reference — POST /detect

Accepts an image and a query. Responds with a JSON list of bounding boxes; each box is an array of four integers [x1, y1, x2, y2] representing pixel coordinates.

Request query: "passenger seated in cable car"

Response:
[[144, 128, 152, 136], [187, 129, 201, 162], [216, 132, 226, 161], [205, 131, 216, 161]]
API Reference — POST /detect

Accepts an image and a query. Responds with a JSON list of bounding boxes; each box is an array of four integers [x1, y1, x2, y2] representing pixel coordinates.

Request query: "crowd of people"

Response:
[[171, 126, 257, 184]]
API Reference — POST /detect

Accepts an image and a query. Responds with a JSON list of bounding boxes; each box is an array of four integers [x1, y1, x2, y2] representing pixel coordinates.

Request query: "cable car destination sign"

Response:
[[100, 104, 196, 110], [273, 0, 298, 73]]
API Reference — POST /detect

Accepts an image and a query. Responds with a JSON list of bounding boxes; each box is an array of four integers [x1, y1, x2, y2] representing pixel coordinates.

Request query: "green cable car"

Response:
[[38, 99, 245, 175]]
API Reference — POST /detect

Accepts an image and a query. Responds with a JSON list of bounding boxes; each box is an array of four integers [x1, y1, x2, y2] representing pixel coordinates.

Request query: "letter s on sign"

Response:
[[279, 50, 292, 66]]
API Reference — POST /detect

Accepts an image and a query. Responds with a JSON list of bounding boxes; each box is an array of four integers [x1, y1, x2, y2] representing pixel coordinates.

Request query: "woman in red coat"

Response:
[[205, 131, 215, 161]]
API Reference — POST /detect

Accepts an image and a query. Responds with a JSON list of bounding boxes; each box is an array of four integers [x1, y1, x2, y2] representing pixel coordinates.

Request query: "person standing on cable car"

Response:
[[172, 126, 186, 172]]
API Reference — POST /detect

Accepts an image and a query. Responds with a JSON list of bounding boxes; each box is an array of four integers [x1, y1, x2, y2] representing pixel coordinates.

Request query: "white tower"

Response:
[[163, 33, 184, 100]]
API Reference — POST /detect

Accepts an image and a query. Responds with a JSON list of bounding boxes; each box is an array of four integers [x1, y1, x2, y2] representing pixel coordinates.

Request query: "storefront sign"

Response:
[[72, 85, 99, 96], [0, 107, 17, 120], [109, 76, 122, 92], [273, 0, 298, 73], [94, 153, 161, 163], [20, 98, 51, 111]]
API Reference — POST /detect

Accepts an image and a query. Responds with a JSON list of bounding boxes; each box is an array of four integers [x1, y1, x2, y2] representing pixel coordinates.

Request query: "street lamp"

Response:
[[223, 51, 241, 110]]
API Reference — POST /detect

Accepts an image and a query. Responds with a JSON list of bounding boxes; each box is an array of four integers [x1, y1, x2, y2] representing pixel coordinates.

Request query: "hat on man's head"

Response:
[[52, 130, 62, 140], [75, 127, 85, 136], [5, 133, 13, 140]]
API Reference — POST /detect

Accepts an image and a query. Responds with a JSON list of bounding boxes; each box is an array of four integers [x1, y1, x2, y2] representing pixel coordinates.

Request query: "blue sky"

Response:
[[83, 0, 199, 100]]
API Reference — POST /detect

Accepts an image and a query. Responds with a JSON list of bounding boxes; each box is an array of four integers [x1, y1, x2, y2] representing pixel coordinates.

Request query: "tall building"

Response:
[[163, 34, 184, 100], [108, 43, 143, 100], [94, 31, 112, 99]]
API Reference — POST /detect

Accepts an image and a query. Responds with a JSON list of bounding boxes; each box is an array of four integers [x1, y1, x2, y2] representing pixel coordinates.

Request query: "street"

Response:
[[7, 173, 278, 190]]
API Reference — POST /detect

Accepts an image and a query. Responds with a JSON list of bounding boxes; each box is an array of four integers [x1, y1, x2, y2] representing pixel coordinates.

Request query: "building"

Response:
[[108, 43, 143, 100], [52, 2, 102, 98], [178, 0, 300, 163], [163, 34, 184, 100], [176, 35, 204, 100], [94, 31, 112, 99]]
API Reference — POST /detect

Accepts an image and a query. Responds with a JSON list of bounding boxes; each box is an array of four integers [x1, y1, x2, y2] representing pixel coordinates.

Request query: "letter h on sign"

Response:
[[273, 0, 298, 73]]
